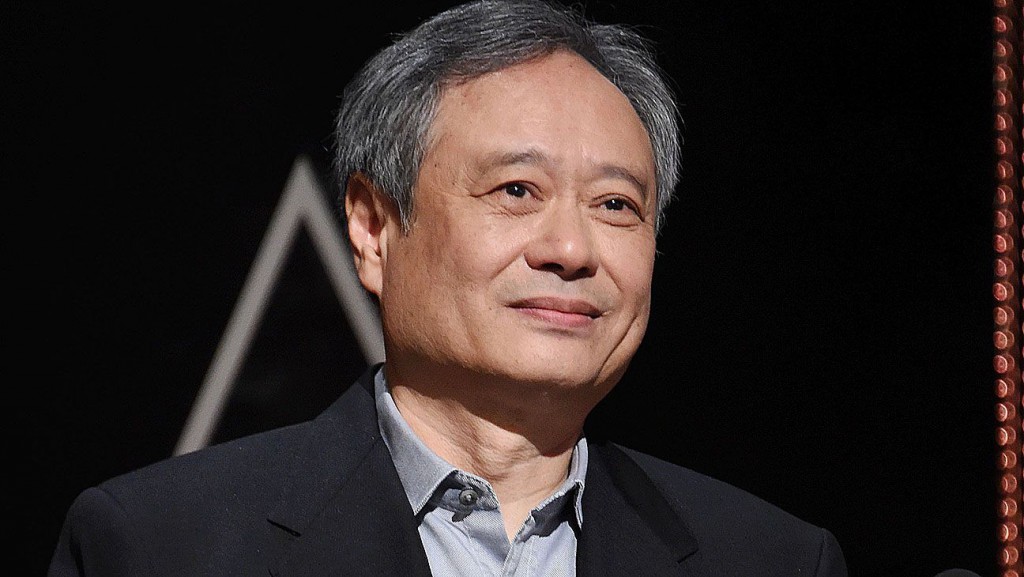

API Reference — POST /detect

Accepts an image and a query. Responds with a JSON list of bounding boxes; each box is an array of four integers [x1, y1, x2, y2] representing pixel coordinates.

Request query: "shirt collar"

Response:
[[375, 368, 457, 515], [373, 366, 588, 527]]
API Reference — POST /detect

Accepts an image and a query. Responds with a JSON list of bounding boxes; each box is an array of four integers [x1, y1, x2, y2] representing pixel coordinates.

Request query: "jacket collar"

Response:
[[578, 442, 704, 577], [265, 364, 702, 576], [265, 364, 433, 577]]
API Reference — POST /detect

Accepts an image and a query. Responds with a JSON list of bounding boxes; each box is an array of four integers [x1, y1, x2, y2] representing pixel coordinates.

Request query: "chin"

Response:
[[477, 346, 621, 392]]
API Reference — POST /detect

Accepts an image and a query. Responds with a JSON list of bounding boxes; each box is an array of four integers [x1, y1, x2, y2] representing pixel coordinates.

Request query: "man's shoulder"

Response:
[[615, 444, 819, 530], [97, 420, 312, 511], [608, 444, 847, 575], [97, 373, 378, 504], [615, 446, 799, 518], [52, 422, 321, 576]]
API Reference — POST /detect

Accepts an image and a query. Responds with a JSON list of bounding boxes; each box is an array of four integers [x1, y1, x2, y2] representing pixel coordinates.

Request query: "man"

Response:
[[49, 1, 848, 575]]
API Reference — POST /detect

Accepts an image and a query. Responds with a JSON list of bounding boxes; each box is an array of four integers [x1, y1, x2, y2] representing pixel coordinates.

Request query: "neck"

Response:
[[385, 364, 590, 539]]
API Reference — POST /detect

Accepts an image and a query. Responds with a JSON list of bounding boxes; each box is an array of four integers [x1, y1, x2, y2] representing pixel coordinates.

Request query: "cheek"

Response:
[[604, 236, 656, 303], [444, 216, 529, 286], [386, 222, 516, 318]]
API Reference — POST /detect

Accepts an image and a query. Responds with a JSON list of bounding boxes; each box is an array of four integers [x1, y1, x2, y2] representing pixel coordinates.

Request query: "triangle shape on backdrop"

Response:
[[174, 156, 384, 456]]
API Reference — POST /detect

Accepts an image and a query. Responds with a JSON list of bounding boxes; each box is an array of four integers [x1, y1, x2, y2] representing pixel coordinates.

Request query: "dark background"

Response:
[[10, 1, 1001, 575]]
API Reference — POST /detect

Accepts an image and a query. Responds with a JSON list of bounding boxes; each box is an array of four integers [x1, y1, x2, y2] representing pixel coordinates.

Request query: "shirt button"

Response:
[[458, 488, 479, 507]]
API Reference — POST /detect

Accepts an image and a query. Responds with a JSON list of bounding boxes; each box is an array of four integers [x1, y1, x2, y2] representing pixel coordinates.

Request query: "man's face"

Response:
[[360, 50, 657, 399]]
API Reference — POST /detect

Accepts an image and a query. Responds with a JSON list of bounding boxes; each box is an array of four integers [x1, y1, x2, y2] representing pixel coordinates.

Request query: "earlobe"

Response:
[[344, 173, 390, 297]]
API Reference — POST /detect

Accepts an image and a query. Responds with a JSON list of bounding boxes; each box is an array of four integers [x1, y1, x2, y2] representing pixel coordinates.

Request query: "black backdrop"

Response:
[[11, 1, 1000, 575]]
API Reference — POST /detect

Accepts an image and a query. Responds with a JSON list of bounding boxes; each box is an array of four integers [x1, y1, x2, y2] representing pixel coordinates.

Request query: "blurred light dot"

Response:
[[999, 160, 1016, 180], [995, 306, 1012, 325], [996, 210, 1012, 228], [997, 378, 1015, 398], [996, 257, 1015, 276], [1002, 496, 1020, 517], [1003, 545, 1020, 565], [998, 425, 1017, 445], [995, 282, 1014, 300], [995, 234, 1012, 253], [997, 184, 1013, 204], [995, 354, 1012, 373], [996, 330, 1012, 349], [1002, 472, 1019, 492], [1001, 448, 1018, 468], [1001, 521, 1019, 542], [996, 135, 1017, 155], [997, 401, 1018, 420]]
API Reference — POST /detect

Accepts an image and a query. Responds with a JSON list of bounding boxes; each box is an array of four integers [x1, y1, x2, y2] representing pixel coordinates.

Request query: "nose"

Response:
[[523, 199, 599, 281]]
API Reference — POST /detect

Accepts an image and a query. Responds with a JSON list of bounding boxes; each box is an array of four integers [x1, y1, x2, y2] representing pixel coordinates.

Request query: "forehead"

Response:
[[423, 51, 656, 190]]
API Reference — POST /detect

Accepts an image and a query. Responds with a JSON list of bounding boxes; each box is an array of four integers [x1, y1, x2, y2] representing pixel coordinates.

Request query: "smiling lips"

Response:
[[508, 296, 603, 329]]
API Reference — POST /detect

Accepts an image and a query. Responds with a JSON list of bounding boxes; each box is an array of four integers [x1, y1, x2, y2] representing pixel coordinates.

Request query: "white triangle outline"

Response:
[[173, 155, 385, 456]]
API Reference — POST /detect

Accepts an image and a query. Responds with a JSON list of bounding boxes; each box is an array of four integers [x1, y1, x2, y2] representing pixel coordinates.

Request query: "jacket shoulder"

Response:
[[50, 422, 314, 577], [50, 372, 384, 577], [615, 445, 848, 576], [100, 420, 311, 503]]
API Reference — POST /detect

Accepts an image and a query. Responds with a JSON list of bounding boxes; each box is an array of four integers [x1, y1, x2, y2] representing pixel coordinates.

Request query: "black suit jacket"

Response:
[[49, 366, 848, 576]]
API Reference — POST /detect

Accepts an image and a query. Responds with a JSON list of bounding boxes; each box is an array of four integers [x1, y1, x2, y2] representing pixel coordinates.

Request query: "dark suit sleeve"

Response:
[[48, 487, 153, 577], [814, 528, 849, 577]]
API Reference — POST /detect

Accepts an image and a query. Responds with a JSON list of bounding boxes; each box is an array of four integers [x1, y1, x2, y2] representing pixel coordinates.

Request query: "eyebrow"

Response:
[[477, 147, 651, 201]]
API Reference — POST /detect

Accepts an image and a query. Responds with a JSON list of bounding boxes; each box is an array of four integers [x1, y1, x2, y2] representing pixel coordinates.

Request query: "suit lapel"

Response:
[[261, 366, 703, 577], [578, 443, 705, 577], [265, 366, 433, 577]]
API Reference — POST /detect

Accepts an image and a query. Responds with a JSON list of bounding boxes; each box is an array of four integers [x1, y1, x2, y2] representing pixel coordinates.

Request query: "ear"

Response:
[[344, 173, 397, 297]]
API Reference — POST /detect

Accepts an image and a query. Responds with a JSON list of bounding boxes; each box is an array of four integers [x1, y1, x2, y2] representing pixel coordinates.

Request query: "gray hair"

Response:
[[333, 0, 681, 232]]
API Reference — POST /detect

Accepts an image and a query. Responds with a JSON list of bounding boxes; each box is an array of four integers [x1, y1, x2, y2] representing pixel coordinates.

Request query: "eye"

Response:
[[603, 198, 627, 211], [483, 181, 541, 216], [503, 182, 529, 198], [601, 196, 640, 215], [594, 194, 645, 227]]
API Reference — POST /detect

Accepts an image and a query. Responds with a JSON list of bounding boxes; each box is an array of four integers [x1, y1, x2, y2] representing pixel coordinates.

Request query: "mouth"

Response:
[[508, 296, 603, 328]]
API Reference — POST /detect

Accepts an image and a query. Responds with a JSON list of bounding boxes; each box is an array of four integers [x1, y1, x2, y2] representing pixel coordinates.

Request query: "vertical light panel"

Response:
[[993, 1, 1023, 575]]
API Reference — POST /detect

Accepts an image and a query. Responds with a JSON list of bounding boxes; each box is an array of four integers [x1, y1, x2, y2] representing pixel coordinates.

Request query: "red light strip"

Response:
[[993, 1, 1023, 575]]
